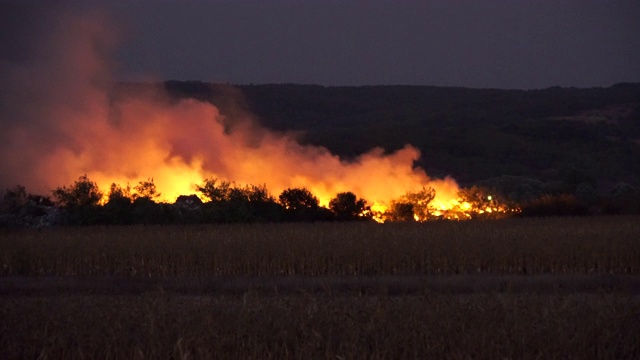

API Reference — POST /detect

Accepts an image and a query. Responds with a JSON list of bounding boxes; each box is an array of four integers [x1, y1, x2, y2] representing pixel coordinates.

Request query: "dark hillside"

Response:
[[156, 82, 640, 191]]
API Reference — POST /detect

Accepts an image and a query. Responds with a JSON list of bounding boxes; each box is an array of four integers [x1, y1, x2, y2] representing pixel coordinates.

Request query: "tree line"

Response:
[[1, 176, 378, 227], [1, 173, 640, 228]]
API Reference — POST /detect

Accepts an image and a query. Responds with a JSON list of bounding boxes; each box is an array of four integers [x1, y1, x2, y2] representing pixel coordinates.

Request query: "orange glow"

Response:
[[100, 96, 464, 211], [0, 8, 520, 221], [10, 89, 520, 220]]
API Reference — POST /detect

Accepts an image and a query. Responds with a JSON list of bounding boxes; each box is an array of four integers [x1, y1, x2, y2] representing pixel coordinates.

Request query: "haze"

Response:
[[103, 0, 640, 89]]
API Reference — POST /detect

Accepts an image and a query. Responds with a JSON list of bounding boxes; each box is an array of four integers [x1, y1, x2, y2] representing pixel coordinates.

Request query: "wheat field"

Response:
[[2, 216, 640, 277], [1, 216, 639, 358]]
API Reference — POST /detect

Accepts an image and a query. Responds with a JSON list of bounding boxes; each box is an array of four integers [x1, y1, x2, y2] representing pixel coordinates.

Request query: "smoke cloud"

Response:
[[0, 4, 115, 191], [0, 4, 461, 209]]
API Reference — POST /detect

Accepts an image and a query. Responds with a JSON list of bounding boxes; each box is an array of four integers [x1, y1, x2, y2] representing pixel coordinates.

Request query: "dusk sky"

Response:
[[108, 0, 640, 89], [3, 0, 640, 89]]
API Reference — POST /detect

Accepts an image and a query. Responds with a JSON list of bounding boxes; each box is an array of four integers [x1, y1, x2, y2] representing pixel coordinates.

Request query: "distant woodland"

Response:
[[158, 81, 640, 190]]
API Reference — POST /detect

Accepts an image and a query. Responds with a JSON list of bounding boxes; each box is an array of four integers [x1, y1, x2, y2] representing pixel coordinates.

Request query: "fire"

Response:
[[0, 6, 519, 222]]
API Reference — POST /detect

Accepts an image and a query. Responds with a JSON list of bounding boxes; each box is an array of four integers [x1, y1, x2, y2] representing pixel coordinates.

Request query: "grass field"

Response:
[[1, 216, 640, 358]]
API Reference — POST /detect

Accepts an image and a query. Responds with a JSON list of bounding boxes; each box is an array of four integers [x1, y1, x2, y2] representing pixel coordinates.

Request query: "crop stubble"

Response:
[[1, 216, 639, 358]]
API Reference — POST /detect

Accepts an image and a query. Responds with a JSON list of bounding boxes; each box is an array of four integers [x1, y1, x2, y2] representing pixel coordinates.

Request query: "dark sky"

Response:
[[7, 0, 640, 89], [104, 0, 640, 89]]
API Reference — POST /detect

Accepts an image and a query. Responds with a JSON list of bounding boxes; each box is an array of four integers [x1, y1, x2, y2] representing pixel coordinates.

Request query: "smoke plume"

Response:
[[0, 4, 461, 209]]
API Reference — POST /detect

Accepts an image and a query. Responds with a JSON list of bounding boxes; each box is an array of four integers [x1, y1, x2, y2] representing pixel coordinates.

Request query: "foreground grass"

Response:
[[1, 217, 639, 358], [1, 216, 639, 276], [1, 292, 639, 359]]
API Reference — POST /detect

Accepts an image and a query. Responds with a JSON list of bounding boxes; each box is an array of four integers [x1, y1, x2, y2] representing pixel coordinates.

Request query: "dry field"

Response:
[[1, 216, 640, 358]]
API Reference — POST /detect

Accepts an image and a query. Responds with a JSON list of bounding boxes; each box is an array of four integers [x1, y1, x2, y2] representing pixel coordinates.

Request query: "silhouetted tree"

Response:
[[196, 179, 281, 222], [456, 185, 514, 219], [196, 178, 232, 202], [133, 178, 161, 200], [103, 183, 133, 224], [52, 175, 103, 208], [242, 184, 282, 222], [131, 197, 165, 224], [385, 186, 435, 222], [402, 186, 435, 220], [107, 183, 132, 205], [458, 186, 491, 209], [278, 188, 322, 221], [279, 188, 319, 210], [223, 184, 280, 222], [387, 201, 415, 222], [329, 192, 370, 221], [52, 175, 103, 225]]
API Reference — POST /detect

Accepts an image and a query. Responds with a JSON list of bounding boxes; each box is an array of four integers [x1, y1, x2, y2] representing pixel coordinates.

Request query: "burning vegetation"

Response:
[[1, 174, 520, 227], [0, 6, 522, 226], [5, 6, 636, 228]]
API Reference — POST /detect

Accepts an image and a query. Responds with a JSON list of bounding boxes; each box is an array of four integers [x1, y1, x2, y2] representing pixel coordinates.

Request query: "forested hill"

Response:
[[145, 81, 640, 192]]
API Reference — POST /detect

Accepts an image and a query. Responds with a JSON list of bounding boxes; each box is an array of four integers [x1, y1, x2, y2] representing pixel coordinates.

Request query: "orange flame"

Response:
[[87, 95, 465, 214], [0, 7, 518, 221]]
